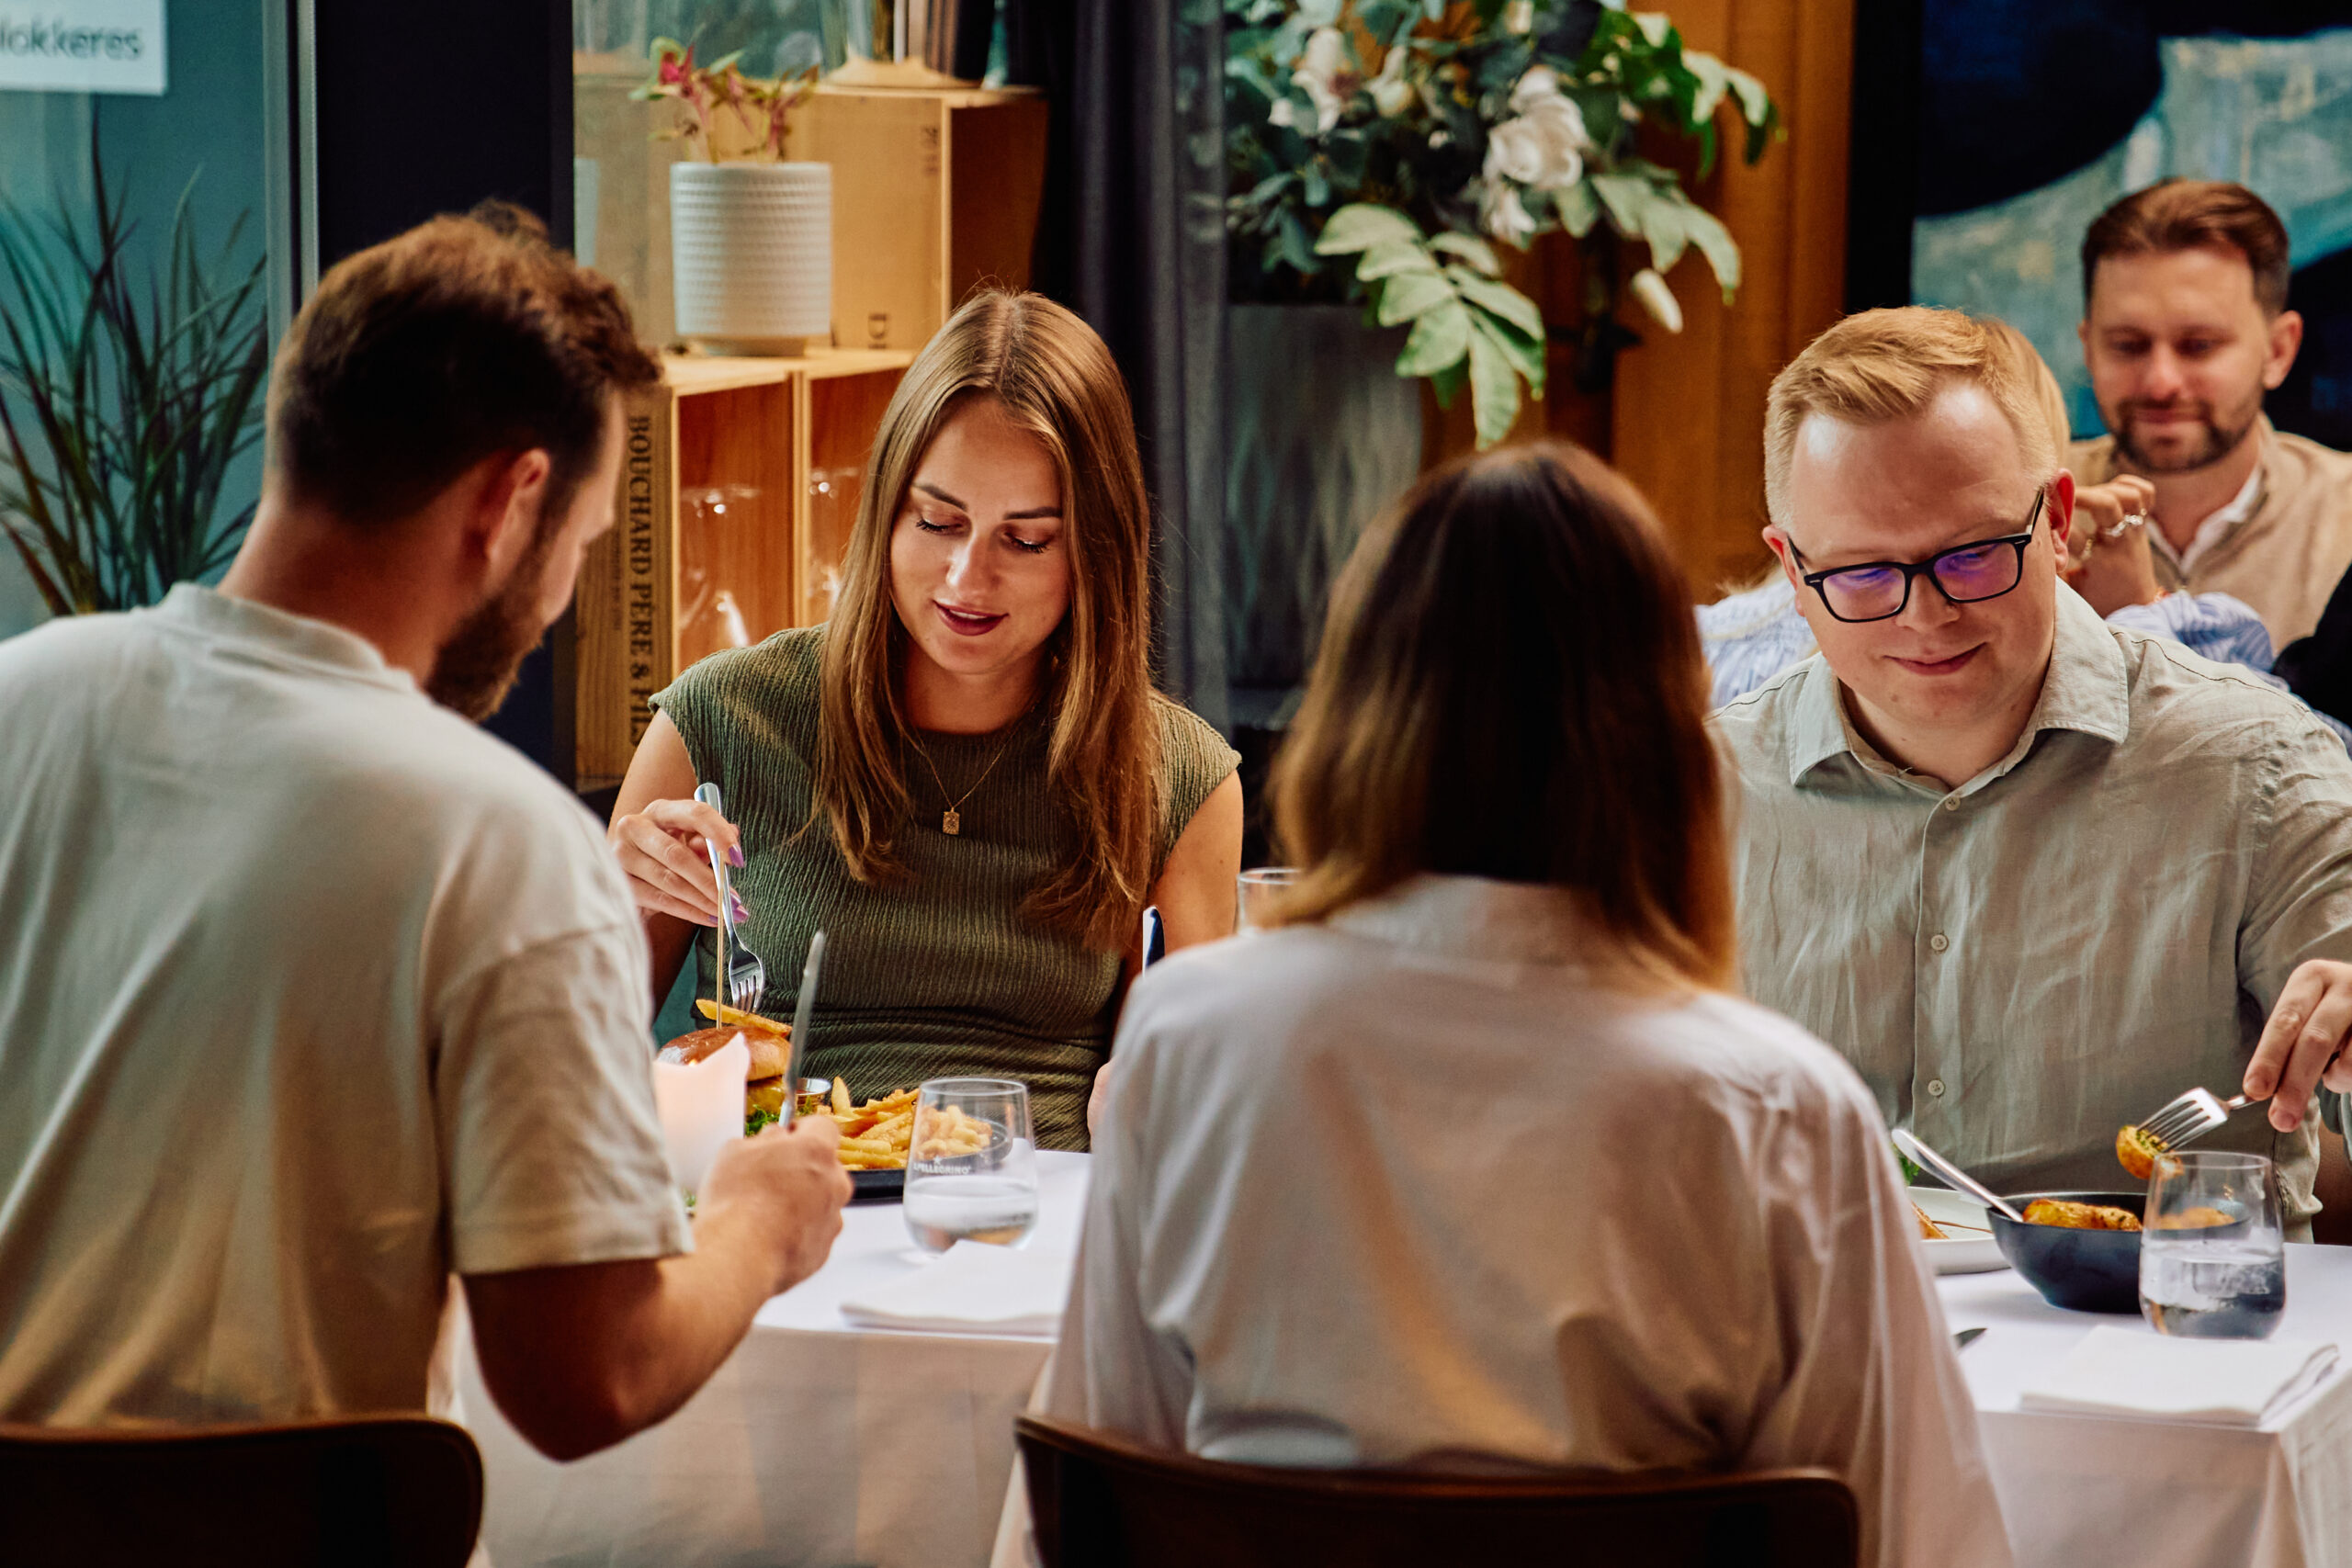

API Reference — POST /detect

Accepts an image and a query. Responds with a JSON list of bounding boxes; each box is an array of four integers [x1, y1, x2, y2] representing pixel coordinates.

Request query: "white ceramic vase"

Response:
[[670, 162, 833, 356]]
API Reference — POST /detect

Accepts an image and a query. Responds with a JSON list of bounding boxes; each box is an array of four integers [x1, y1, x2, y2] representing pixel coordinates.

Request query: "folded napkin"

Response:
[[839, 1241, 1074, 1336], [2019, 1326, 2340, 1427]]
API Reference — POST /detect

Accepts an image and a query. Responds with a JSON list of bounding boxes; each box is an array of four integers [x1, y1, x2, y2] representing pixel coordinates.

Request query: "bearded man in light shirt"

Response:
[[1717, 307, 2352, 1234], [0, 204, 848, 1450], [2069, 179, 2352, 651]]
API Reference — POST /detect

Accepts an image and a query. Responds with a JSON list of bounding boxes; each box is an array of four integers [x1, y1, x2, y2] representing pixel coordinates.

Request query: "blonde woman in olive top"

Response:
[[609, 292, 1242, 1149]]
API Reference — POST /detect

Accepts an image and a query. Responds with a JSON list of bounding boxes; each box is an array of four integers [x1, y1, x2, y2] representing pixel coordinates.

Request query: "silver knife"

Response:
[[784, 930, 826, 1125]]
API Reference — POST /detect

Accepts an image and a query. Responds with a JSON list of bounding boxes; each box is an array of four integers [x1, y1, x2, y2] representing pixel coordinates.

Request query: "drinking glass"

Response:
[[2140, 1150, 2285, 1339], [1236, 866, 1298, 933], [903, 1077, 1039, 1253]]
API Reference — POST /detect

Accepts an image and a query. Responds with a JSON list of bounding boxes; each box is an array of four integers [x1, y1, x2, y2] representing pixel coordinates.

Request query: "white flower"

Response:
[[1368, 43, 1415, 118], [1630, 266, 1683, 333], [1505, 0, 1534, 31], [1267, 96, 1295, 130], [1291, 27, 1355, 135], [1479, 180, 1537, 248], [1482, 108, 1586, 192], [1510, 64, 1563, 115], [1483, 65, 1590, 193]]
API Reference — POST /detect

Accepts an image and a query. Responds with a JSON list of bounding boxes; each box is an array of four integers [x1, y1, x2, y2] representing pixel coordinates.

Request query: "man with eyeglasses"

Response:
[[1716, 307, 2352, 1234]]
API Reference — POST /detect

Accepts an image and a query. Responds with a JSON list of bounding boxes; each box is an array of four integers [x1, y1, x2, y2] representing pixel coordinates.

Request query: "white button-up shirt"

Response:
[[1042, 874, 2010, 1568]]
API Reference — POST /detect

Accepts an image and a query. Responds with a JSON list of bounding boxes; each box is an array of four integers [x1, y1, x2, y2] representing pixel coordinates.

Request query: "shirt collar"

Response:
[[2128, 417, 2271, 576], [1785, 583, 2129, 789], [1325, 874, 1600, 966], [153, 583, 417, 694]]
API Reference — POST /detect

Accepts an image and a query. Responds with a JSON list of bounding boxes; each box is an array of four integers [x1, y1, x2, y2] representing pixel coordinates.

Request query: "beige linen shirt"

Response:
[[2068, 418, 2352, 648], [0, 588, 689, 1427], [1040, 875, 2011, 1568], [1717, 587, 2352, 1227]]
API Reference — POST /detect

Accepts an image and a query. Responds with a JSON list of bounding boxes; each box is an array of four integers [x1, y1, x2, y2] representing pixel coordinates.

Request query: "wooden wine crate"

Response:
[[786, 85, 1049, 352], [574, 347, 913, 790]]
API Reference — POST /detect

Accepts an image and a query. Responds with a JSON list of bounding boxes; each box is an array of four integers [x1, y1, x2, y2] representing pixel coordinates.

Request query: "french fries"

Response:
[[798, 1085, 1002, 1170], [695, 998, 792, 1036], [806, 1086, 920, 1169], [1913, 1201, 1947, 1241]]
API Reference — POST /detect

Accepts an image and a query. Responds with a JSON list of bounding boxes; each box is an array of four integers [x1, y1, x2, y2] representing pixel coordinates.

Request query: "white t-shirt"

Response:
[[0, 586, 689, 1427], [1042, 874, 2011, 1568]]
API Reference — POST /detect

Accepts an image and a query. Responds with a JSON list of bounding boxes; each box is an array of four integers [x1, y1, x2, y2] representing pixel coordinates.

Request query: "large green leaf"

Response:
[[1314, 202, 1422, 255], [1466, 328, 1521, 449], [1396, 299, 1473, 377], [1426, 231, 1501, 277], [1374, 268, 1454, 325], [1429, 355, 1467, 411], [1555, 180, 1600, 238], [1589, 172, 1654, 239], [1640, 196, 1689, 274], [1356, 238, 1440, 279], [1470, 309, 1544, 394], [1679, 199, 1742, 298], [1447, 269, 1544, 343]]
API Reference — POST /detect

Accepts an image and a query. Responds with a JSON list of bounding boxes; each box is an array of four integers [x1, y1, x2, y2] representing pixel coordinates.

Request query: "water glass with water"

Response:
[[903, 1077, 1039, 1253], [2140, 1150, 2285, 1339], [1236, 866, 1298, 933]]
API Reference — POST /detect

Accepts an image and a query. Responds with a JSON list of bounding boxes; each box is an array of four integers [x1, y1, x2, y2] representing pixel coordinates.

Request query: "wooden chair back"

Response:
[[1016, 1415, 1859, 1568], [0, 1414, 482, 1568]]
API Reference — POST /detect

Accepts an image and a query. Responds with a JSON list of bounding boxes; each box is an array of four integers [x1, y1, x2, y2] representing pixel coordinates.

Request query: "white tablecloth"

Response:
[[1944, 1245, 2352, 1568], [457, 1152, 1090, 1568], [461, 1153, 2352, 1568]]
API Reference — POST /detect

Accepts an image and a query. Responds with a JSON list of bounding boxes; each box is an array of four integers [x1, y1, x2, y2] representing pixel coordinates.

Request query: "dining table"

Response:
[[456, 1152, 2352, 1568]]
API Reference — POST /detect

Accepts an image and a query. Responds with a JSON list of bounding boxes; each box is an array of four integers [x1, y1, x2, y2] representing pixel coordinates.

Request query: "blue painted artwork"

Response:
[[1909, 4, 2352, 450]]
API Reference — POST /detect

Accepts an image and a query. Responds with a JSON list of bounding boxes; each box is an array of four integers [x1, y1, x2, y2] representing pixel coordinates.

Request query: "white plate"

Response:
[[1910, 1186, 2009, 1275]]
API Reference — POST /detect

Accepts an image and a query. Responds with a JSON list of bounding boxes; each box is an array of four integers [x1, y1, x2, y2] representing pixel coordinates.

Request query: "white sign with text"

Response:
[[0, 1, 166, 96]]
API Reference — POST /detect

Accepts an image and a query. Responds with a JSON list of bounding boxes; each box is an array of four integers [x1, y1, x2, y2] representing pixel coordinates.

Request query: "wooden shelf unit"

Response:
[[575, 347, 913, 790], [787, 84, 1049, 352]]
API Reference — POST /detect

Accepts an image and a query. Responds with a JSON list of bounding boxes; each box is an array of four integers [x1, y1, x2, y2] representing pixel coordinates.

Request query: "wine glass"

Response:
[[903, 1078, 1039, 1253], [2140, 1150, 2285, 1339], [1235, 866, 1298, 933]]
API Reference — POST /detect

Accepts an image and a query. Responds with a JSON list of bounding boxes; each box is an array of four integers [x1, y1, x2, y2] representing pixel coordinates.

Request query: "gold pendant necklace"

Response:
[[910, 732, 1015, 836]]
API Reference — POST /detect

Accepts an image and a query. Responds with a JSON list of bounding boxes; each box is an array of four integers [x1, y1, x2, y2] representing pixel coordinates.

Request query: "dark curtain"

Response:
[[1009, 0, 1231, 733]]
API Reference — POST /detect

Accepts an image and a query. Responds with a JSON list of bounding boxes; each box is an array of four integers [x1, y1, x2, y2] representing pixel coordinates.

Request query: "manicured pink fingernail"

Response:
[[728, 842, 745, 868], [731, 892, 750, 923]]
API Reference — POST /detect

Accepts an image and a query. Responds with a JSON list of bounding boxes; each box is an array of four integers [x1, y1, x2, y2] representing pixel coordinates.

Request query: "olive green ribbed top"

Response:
[[653, 626, 1238, 1150]]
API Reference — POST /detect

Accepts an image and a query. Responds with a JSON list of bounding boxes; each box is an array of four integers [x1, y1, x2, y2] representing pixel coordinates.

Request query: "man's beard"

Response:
[[426, 547, 556, 722], [2110, 395, 2261, 475]]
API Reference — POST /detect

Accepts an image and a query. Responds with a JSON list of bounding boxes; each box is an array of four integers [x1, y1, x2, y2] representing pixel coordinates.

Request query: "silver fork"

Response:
[[2136, 1088, 2256, 1157], [693, 783, 766, 1017]]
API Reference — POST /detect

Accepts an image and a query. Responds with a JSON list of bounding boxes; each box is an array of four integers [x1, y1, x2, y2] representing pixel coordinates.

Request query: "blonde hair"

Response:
[[1270, 442, 1735, 991], [1764, 307, 2061, 527], [815, 290, 1160, 952], [1980, 317, 2073, 453]]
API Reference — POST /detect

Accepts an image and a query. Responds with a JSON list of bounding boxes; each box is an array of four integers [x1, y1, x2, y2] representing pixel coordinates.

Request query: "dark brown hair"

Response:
[[817, 290, 1160, 952], [2082, 179, 2291, 316], [1268, 441, 1734, 989], [266, 200, 660, 528]]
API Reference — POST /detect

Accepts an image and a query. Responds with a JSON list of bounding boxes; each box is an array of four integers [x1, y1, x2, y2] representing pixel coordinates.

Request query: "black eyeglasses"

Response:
[[1793, 491, 2046, 625]]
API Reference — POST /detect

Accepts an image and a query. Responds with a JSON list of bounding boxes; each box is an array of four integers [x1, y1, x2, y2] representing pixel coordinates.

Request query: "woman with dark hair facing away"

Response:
[[1032, 444, 2009, 1567], [608, 292, 1241, 1149]]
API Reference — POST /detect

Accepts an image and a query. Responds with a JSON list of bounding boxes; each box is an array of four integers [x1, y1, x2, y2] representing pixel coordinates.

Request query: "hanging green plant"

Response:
[[1227, 0, 1781, 446], [0, 127, 270, 616]]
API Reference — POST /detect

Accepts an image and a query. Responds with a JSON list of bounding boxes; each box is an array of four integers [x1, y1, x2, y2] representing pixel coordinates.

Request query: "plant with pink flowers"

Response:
[[631, 37, 815, 163]]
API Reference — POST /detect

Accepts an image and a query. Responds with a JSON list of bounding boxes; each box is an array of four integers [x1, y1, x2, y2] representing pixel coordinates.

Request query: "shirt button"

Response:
[[1928, 1078, 1948, 1098], [1929, 932, 1950, 953], [1943, 798, 1959, 812]]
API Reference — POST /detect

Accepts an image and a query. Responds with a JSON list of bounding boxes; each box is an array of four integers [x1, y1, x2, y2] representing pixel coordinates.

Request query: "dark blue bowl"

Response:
[[1988, 1190, 2146, 1314]]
